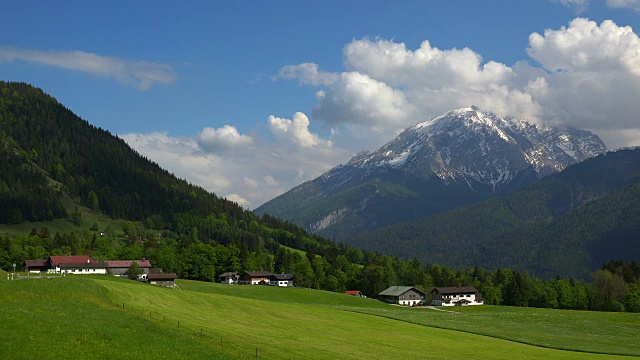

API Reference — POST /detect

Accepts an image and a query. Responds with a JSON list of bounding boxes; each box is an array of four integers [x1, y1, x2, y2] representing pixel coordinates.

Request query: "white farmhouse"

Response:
[[430, 286, 483, 306]]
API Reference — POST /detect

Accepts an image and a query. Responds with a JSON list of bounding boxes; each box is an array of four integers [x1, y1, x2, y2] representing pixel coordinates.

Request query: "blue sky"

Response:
[[2, 0, 640, 208]]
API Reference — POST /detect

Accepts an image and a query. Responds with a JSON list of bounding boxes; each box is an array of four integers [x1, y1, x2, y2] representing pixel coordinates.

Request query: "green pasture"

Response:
[[177, 280, 640, 356], [350, 304, 640, 356], [1, 276, 638, 359], [0, 277, 235, 359]]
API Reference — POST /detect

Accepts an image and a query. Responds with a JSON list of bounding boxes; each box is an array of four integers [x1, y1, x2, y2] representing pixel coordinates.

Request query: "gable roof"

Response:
[[24, 260, 48, 267], [345, 290, 362, 296], [378, 286, 426, 297], [431, 286, 478, 295], [243, 271, 273, 277], [148, 273, 177, 280], [271, 273, 294, 280], [105, 260, 152, 268], [59, 261, 108, 269], [48, 255, 93, 266], [218, 272, 240, 278]]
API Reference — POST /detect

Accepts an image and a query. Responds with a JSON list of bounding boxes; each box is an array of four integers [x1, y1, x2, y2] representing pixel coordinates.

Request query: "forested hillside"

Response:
[[349, 148, 640, 278]]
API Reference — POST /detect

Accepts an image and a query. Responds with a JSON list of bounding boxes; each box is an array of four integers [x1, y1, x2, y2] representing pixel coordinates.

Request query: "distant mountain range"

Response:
[[255, 107, 607, 238], [348, 147, 640, 279]]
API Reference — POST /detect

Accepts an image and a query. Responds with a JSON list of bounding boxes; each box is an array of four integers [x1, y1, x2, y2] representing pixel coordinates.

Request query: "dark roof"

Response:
[[147, 273, 177, 280], [431, 286, 478, 295], [378, 286, 426, 297], [270, 273, 294, 280], [243, 271, 273, 277], [49, 255, 93, 266], [218, 272, 240, 278], [24, 260, 48, 267], [149, 268, 164, 274], [105, 260, 152, 268], [59, 261, 108, 269]]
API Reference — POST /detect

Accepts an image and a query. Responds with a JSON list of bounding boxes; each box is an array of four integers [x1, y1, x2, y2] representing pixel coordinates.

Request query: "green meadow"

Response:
[[1, 276, 638, 359]]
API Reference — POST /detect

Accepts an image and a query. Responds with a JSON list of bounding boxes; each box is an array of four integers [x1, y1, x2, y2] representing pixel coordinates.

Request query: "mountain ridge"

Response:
[[255, 106, 606, 238], [347, 147, 640, 278]]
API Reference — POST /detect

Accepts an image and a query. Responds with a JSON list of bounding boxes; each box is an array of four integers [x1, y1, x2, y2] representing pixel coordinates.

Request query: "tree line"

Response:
[[2, 225, 638, 313]]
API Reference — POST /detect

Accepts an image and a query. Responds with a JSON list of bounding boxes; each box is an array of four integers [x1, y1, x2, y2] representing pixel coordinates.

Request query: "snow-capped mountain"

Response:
[[255, 107, 607, 238], [344, 106, 606, 192]]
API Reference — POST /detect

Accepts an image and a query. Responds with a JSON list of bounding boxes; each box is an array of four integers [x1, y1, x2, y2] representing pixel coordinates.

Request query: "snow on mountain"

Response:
[[346, 106, 607, 192]]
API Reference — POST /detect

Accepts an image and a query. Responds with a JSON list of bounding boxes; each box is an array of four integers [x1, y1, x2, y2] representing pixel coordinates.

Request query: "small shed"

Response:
[[345, 290, 364, 297], [378, 286, 426, 306], [147, 273, 177, 288], [23, 260, 48, 272]]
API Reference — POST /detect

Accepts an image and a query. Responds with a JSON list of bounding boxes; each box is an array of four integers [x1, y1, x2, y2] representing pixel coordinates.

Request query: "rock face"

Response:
[[255, 106, 607, 238]]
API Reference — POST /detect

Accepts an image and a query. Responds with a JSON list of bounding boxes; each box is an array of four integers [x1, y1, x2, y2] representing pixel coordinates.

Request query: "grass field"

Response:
[[1, 276, 638, 359]]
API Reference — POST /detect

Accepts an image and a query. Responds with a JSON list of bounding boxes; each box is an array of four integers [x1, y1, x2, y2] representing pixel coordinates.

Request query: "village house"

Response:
[[147, 273, 177, 288], [430, 286, 483, 306], [345, 290, 364, 297], [218, 271, 240, 284], [47, 255, 107, 274], [378, 286, 426, 306], [270, 273, 294, 287], [239, 271, 273, 285], [23, 260, 48, 272], [105, 260, 152, 277], [59, 261, 109, 275]]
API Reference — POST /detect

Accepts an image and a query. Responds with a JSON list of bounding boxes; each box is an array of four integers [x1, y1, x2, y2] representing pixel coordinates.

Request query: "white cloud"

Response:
[[552, 0, 589, 13], [0, 47, 176, 90], [606, 0, 640, 11], [197, 125, 253, 152], [121, 113, 351, 209], [527, 18, 640, 75], [279, 18, 640, 151], [224, 194, 251, 208], [268, 112, 331, 148]]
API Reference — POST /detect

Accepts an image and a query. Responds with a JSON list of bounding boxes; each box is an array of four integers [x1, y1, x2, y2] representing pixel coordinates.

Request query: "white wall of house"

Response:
[[221, 277, 238, 284], [398, 299, 424, 306], [63, 268, 108, 274], [433, 293, 483, 306], [270, 280, 294, 287]]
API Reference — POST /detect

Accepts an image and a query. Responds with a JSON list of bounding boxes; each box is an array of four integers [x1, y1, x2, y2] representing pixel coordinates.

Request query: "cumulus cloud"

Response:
[[121, 113, 350, 209], [197, 125, 253, 152], [279, 18, 640, 150], [527, 18, 640, 75], [0, 47, 176, 90], [268, 112, 331, 147]]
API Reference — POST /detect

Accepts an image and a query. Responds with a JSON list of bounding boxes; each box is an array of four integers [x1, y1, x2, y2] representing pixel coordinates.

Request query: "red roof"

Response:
[[346, 290, 362, 296], [105, 260, 152, 268], [48, 255, 93, 266]]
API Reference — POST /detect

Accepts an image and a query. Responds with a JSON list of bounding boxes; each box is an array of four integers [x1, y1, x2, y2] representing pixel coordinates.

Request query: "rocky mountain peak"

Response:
[[346, 107, 607, 192]]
